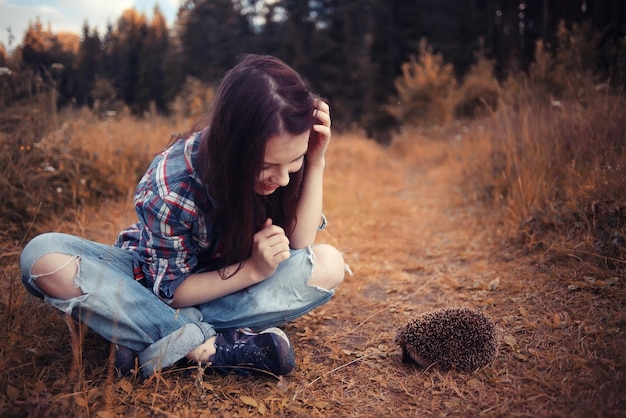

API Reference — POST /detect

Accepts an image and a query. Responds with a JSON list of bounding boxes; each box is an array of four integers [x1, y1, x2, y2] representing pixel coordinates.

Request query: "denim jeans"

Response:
[[20, 232, 334, 377]]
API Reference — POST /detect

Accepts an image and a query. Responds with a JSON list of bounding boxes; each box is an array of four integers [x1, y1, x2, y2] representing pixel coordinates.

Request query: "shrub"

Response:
[[454, 50, 499, 118], [0, 105, 178, 243], [91, 75, 122, 116], [387, 39, 457, 126], [171, 76, 215, 123]]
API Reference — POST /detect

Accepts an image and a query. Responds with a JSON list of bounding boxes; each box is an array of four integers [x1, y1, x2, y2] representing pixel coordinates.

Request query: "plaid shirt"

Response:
[[114, 132, 221, 301]]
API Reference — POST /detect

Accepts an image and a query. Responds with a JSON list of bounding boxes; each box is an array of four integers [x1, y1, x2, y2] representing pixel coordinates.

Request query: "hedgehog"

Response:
[[395, 307, 498, 372]]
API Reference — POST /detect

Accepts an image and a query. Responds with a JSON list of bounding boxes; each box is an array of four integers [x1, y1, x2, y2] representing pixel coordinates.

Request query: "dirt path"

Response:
[[286, 134, 624, 417]]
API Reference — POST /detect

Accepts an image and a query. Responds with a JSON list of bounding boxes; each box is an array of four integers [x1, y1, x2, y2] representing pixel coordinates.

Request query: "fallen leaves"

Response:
[[240, 395, 267, 414]]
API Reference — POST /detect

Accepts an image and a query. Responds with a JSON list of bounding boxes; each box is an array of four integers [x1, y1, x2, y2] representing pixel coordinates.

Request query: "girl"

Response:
[[20, 54, 346, 378]]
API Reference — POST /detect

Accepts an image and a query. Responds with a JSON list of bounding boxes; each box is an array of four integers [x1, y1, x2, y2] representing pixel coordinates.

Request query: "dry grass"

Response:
[[460, 89, 626, 279], [1, 111, 624, 416], [0, 105, 190, 243]]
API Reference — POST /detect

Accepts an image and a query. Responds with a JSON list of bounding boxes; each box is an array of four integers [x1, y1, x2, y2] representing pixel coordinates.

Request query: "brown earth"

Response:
[[1, 133, 624, 417]]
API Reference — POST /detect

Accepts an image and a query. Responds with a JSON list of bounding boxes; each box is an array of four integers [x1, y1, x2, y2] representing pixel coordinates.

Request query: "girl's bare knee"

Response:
[[31, 253, 83, 299], [309, 244, 345, 291]]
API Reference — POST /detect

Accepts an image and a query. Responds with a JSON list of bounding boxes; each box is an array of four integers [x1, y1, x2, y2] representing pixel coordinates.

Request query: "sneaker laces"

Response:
[[213, 340, 265, 372], [209, 328, 294, 376]]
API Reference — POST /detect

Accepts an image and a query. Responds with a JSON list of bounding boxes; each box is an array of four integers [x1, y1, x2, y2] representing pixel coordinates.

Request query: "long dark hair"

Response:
[[197, 54, 317, 277]]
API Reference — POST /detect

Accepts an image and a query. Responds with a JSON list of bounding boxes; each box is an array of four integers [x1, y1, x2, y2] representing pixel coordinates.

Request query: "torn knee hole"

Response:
[[31, 254, 79, 278], [31, 254, 83, 299]]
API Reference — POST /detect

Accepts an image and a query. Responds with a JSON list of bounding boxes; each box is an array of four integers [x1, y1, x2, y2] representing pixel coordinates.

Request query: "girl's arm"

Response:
[[170, 261, 260, 308], [288, 100, 332, 248], [171, 218, 290, 307]]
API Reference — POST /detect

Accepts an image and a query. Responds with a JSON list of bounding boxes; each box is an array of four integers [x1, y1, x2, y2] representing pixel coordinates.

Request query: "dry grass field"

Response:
[[1, 115, 624, 417]]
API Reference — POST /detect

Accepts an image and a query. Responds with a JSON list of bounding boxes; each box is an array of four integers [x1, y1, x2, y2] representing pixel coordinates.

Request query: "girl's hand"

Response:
[[248, 218, 290, 282], [307, 100, 331, 168]]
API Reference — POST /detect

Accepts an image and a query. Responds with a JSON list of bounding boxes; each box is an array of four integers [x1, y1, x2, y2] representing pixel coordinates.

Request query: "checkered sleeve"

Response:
[[136, 181, 201, 301], [121, 134, 214, 301]]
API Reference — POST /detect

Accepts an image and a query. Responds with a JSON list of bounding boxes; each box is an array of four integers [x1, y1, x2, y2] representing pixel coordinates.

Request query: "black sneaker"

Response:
[[114, 344, 137, 377], [209, 328, 295, 376]]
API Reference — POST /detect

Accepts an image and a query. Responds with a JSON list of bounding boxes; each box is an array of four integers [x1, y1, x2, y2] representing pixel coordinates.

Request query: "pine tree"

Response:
[[179, 0, 254, 82], [103, 9, 149, 112], [136, 6, 171, 113], [76, 22, 103, 107], [20, 20, 76, 106]]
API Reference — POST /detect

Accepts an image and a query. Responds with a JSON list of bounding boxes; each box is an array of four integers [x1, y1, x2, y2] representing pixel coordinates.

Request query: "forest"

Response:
[[1, 0, 625, 143]]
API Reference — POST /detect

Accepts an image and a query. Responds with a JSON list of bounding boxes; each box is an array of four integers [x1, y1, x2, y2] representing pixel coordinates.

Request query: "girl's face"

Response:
[[255, 130, 309, 195]]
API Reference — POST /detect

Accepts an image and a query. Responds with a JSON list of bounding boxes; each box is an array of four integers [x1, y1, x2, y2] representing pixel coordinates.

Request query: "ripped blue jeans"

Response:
[[20, 232, 334, 377]]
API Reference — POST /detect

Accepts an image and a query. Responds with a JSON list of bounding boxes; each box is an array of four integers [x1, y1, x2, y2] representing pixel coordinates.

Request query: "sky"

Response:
[[0, 0, 180, 51]]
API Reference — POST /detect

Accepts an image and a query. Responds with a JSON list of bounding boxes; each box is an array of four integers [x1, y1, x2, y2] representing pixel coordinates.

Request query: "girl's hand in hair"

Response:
[[248, 218, 290, 281], [307, 100, 331, 168]]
